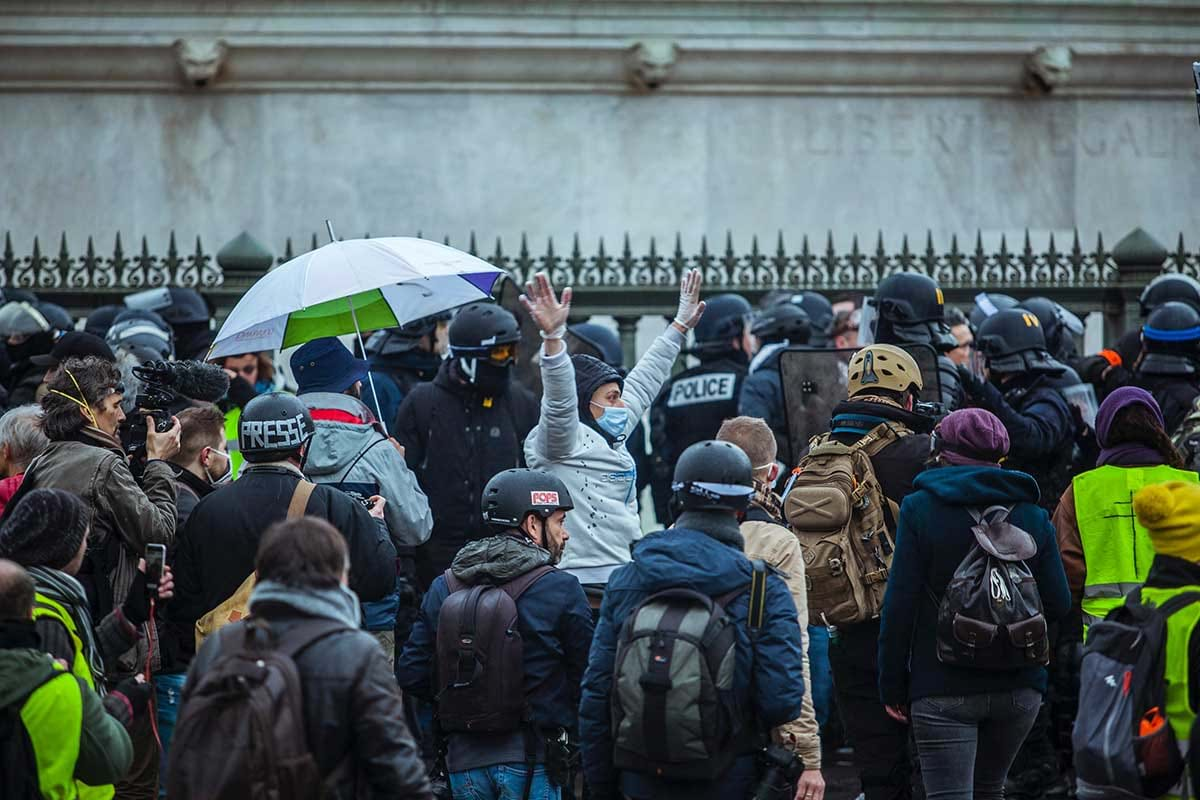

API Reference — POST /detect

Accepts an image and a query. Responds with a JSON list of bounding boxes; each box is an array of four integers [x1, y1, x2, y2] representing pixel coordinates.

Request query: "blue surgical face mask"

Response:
[[590, 403, 629, 439]]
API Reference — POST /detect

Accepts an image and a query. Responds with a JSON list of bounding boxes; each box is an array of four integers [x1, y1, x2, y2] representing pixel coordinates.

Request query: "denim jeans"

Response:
[[449, 764, 560, 800], [154, 672, 187, 797], [807, 624, 834, 729], [910, 689, 1041, 800]]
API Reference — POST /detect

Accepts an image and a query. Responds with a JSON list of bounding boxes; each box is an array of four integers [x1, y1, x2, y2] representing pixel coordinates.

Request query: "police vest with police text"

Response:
[[1074, 465, 1199, 627]]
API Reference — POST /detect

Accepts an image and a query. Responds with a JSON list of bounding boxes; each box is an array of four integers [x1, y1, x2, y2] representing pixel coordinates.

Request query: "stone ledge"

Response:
[[0, 0, 1196, 95]]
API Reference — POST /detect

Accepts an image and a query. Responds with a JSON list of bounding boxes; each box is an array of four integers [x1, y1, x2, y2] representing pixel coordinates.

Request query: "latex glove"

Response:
[[673, 268, 705, 329]]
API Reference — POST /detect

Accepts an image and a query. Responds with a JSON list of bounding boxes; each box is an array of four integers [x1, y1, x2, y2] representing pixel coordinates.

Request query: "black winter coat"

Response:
[[393, 360, 540, 589], [1135, 372, 1200, 437], [169, 465, 396, 664], [186, 602, 433, 800]]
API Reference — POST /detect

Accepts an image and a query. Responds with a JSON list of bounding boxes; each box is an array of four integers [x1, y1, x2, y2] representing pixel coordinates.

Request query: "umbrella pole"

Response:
[[346, 294, 389, 436]]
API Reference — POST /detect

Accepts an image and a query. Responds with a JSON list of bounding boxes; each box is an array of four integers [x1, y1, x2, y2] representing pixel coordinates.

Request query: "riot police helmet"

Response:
[[691, 293, 752, 355], [750, 303, 812, 346], [969, 293, 1020, 330], [568, 322, 624, 368], [105, 313, 175, 363], [481, 468, 575, 532], [1140, 301, 1200, 376], [975, 309, 1064, 376], [238, 392, 316, 464], [367, 311, 452, 357], [671, 439, 755, 514], [1140, 274, 1200, 318], [870, 272, 957, 351], [769, 291, 833, 346], [1018, 297, 1083, 362]]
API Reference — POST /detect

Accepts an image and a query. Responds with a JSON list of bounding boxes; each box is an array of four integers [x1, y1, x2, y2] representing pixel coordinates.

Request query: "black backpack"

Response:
[[434, 566, 553, 733], [934, 505, 1049, 670], [166, 617, 347, 800], [1073, 589, 1200, 800], [610, 561, 768, 781]]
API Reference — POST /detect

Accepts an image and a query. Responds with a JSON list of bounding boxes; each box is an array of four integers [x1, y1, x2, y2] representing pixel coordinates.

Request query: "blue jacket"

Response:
[[877, 466, 1072, 706], [395, 547, 595, 737], [579, 525, 806, 799], [738, 347, 791, 465]]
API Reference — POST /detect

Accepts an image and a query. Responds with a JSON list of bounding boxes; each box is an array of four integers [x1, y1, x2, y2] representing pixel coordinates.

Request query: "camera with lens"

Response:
[[130, 361, 183, 434], [121, 360, 230, 460], [753, 744, 806, 800]]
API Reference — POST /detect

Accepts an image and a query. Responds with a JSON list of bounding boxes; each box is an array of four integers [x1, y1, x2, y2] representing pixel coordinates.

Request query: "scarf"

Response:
[[27, 565, 106, 694], [249, 580, 363, 629], [1097, 442, 1167, 468], [751, 479, 784, 523]]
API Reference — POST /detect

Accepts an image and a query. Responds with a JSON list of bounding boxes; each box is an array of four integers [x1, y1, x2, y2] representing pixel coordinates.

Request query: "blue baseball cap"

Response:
[[291, 337, 370, 395]]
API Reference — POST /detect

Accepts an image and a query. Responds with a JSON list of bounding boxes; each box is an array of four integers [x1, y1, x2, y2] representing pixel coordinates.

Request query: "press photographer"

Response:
[[120, 359, 230, 462]]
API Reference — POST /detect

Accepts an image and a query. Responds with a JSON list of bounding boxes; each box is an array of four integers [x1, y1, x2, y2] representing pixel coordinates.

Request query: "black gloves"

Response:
[[106, 676, 153, 726], [956, 364, 987, 398], [120, 569, 152, 627]]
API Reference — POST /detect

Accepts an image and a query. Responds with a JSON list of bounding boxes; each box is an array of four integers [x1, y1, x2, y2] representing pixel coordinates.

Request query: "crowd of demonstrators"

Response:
[[394, 302, 540, 590], [7, 263, 1200, 800]]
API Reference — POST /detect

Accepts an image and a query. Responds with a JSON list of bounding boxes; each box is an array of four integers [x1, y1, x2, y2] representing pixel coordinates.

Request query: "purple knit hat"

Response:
[[1095, 386, 1164, 448], [935, 408, 1010, 467]]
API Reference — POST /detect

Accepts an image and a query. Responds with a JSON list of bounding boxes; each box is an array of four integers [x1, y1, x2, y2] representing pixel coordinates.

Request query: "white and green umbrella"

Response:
[[209, 236, 504, 361]]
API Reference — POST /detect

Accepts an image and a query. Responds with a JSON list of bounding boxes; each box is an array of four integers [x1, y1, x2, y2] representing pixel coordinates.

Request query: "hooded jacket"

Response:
[[395, 535, 594, 770], [579, 518, 806, 800], [186, 583, 433, 800], [877, 466, 1071, 706], [0, 624, 133, 797], [525, 327, 684, 585], [17, 428, 177, 677], [300, 391, 433, 548], [394, 360, 539, 589]]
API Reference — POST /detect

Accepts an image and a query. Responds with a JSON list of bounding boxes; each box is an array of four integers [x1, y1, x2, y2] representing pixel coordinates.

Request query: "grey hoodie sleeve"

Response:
[[620, 326, 685, 422], [530, 347, 583, 464], [368, 440, 434, 547]]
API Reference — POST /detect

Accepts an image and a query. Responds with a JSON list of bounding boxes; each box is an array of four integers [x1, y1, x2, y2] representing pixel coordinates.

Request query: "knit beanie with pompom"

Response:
[[1132, 481, 1200, 563], [0, 488, 89, 570]]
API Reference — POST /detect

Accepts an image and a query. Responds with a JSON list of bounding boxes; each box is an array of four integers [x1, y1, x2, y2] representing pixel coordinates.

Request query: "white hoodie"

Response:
[[525, 326, 685, 585]]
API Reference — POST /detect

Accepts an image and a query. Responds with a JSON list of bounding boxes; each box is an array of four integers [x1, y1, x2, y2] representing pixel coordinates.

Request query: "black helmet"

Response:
[[367, 312, 452, 357], [448, 303, 520, 356], [969, 293, 1020, 330], [870, 272, 957, 351], [84, 305, 124, 340], [1018, 297, 1083, 362], [1140, 274, 1200, 318], [161, 288, 211, 327], [568, 322, 623, 368], [0, 301, 55, 337], [751, 303, 812, 345], [37, 303, 73, 333], [793, 292, 834, 346], [975, 309, 1063, 375], [105, 314, 175, 363], [1140, 301, 1200, 376], [692, 294, 752, 354], [671, 439, 755, 513], [481, 468, 575, 531], [239, 392, 316, 463]]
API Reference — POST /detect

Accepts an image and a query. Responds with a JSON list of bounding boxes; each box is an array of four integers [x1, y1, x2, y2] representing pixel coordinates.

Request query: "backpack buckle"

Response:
[[828, 558, 844, 576]]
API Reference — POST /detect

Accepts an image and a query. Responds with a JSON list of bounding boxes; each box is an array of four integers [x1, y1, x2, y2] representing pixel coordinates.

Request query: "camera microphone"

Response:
[[168, 360, 231, 402]]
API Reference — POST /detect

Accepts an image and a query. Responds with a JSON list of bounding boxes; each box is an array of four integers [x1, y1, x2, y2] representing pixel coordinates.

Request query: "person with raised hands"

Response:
[[521, 269, 705, 595]]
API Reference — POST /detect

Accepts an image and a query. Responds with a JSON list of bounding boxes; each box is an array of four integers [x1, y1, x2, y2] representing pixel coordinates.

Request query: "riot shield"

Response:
[[779, 344, 943, 460], [1060, 382, 1099, 430]]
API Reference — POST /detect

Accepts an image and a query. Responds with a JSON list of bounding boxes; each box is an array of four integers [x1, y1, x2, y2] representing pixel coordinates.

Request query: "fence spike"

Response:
[[468, 231, 478, 256]]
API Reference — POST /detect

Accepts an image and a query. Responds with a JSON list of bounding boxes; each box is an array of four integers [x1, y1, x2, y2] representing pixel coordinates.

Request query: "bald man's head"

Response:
[[0, 559, 35, 621]]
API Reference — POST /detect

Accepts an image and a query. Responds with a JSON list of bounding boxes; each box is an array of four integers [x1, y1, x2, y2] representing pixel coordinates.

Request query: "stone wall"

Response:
[[2, 0, 1197, 254]]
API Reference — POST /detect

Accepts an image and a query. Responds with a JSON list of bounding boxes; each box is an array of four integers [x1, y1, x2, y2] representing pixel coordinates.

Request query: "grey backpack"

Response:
[[610, 561, 767, 781]]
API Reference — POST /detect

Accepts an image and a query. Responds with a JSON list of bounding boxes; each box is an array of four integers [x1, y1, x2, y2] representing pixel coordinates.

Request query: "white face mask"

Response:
[[203, 447, 232, 485]]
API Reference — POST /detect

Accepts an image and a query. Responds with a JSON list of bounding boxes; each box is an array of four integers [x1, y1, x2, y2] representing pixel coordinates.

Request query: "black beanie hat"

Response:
[[0, 489, 89, 570], [571, 354, 624, 423]]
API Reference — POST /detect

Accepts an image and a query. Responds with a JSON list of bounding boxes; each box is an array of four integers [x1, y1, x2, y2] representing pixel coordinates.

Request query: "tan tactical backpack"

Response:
[[784, 421, 909, 627]]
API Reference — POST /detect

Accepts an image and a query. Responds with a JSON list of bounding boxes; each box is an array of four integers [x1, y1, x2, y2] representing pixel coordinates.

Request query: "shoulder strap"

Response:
[[287, 480, 317, 520], [270, 619, 350, 660], [1146, 590, 1200, 617], [747, 560, 768, 634], [443, 569, 464, 594], [501, 565, 555, 602], [853, 421, 911, 458]]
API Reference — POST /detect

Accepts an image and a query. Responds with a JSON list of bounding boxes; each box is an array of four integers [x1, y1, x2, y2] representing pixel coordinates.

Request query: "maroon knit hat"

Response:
[[935, 408, 1010, 467]]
